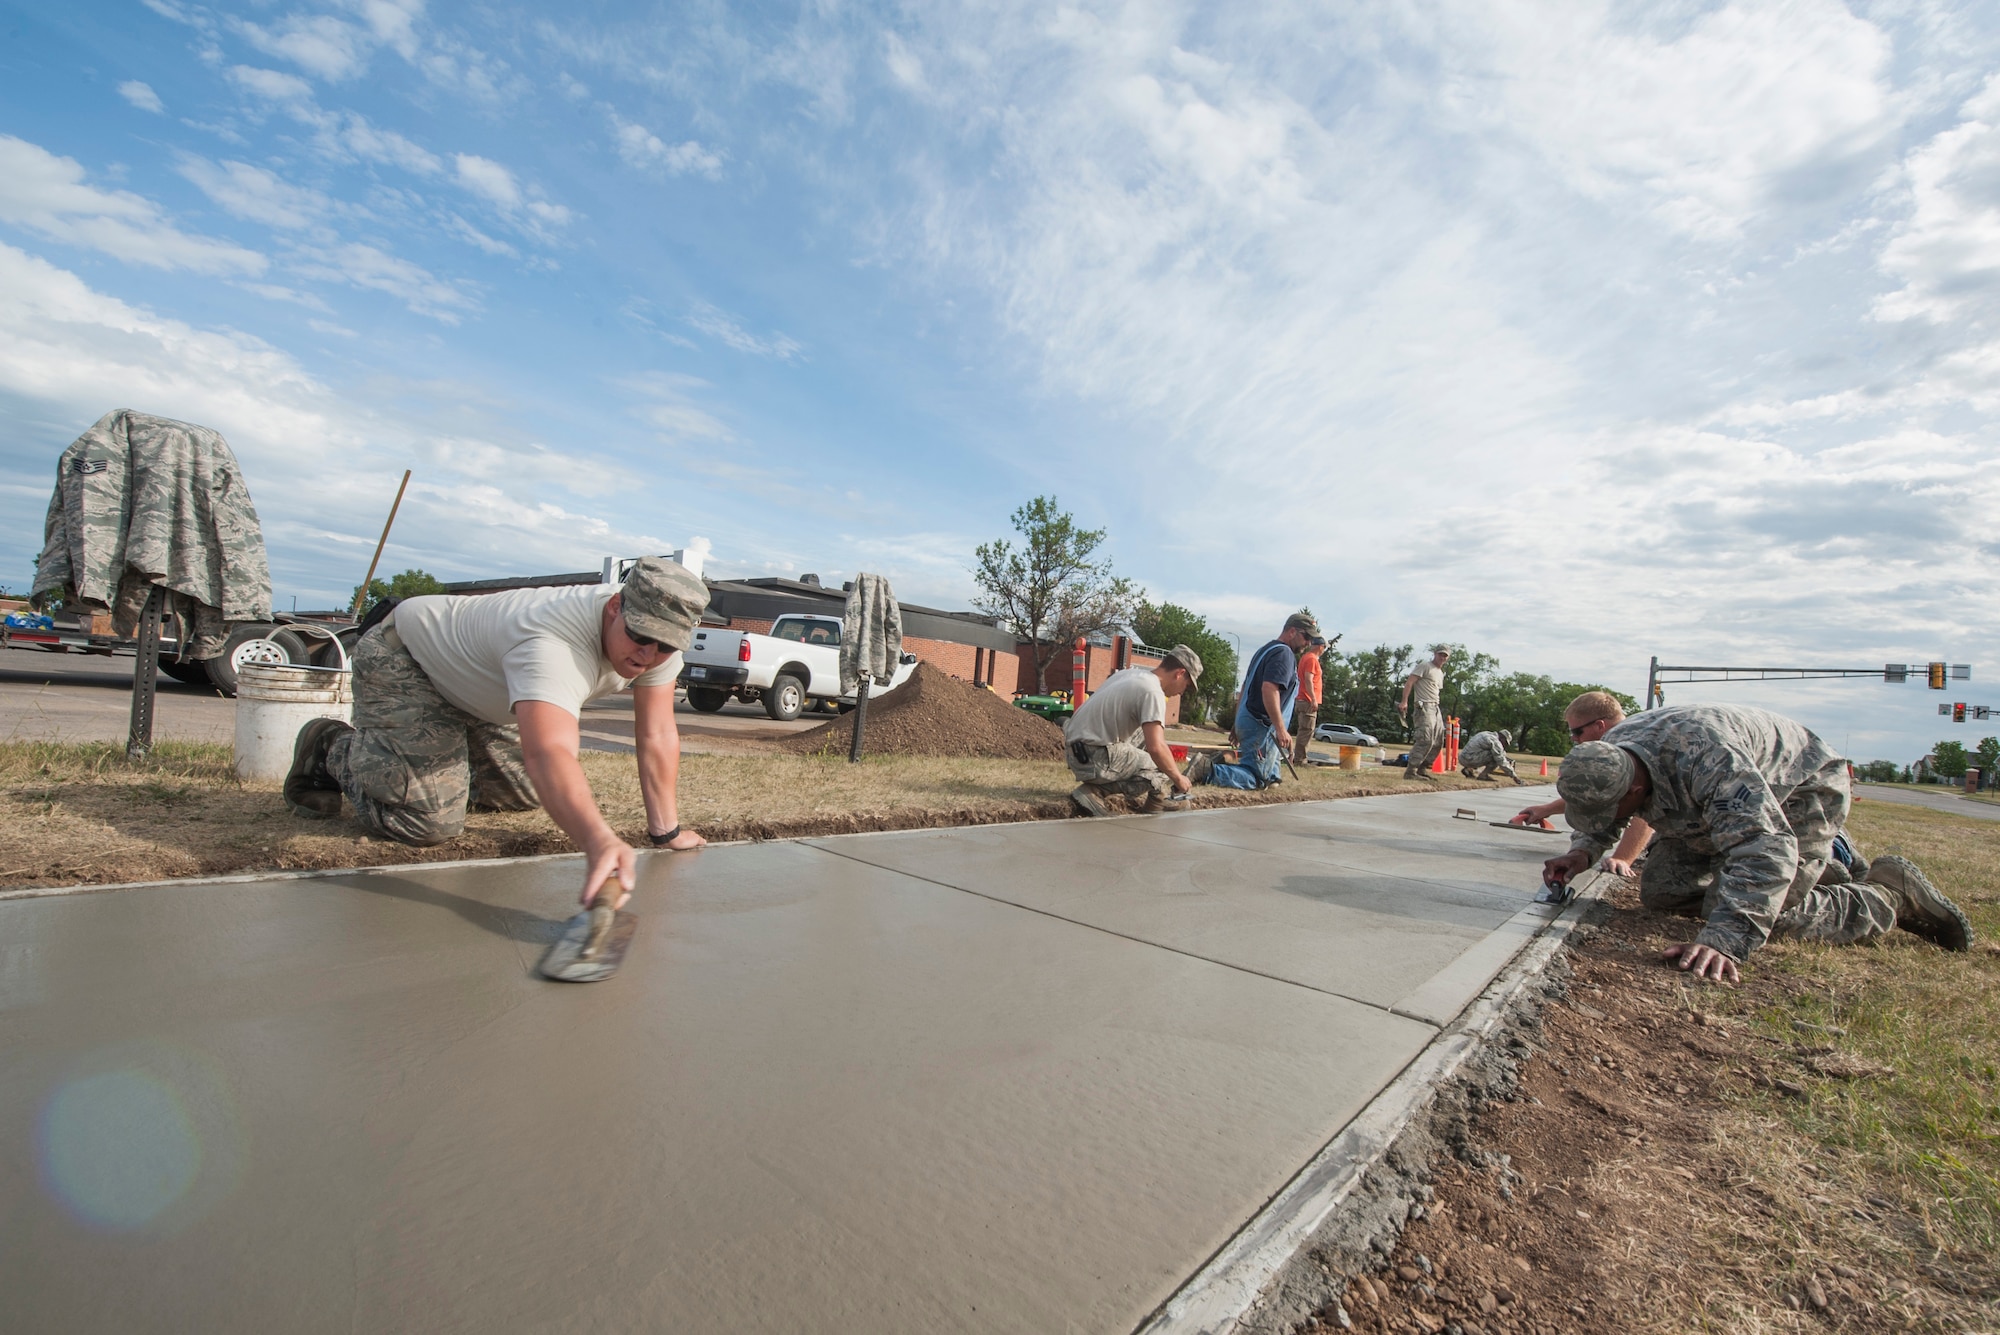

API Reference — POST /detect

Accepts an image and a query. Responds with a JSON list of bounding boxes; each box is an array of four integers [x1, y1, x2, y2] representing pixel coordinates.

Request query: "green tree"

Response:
[[351, 567, 447, 615], [1976, 737, 2000, 784], [973, 496, 1139, 691], [1854, 759, 1901, 783], [1321, 643, 1417, 740], [1132, 600, 1237, 726], [1931, 740, 1969, 781]]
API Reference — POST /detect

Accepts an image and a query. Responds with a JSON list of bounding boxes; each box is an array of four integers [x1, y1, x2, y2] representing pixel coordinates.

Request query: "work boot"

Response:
[[1069, 784, 1113, 818], [1185, 752, 1215, 785], [1867, 855, 1974, 951], [284, 717, 354, 819]]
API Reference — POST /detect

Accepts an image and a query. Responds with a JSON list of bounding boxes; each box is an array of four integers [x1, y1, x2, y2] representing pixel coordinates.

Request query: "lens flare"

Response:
[[37, 1069, 202, 1230]]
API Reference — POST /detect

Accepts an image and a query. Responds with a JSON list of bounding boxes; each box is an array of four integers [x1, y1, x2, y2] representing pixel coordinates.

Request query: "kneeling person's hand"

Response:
[[1662, 941, 1739, 985]]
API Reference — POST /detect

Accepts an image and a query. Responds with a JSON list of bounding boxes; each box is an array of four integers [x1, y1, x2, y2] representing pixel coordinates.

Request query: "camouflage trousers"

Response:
[[1462, 754, 1520, 783], [1066, 739, 1170, 801], [1637, 783, 1899, 960], [1404, 708, 1445, 777], [324, 622, 539, 847]]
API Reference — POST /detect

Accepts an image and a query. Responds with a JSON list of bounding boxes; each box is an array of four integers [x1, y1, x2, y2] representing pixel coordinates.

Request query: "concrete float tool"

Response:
[[538, 899, 637, 983]]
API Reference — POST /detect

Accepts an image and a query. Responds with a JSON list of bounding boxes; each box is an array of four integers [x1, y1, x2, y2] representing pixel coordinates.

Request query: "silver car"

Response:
[[1314, 722, 1378, 746]]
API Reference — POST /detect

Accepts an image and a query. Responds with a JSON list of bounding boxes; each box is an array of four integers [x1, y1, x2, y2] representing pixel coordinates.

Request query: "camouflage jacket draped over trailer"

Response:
[[33, 410, 272, 659]]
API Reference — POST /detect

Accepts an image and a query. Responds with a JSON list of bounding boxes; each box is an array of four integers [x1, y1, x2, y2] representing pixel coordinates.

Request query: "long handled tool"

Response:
[[538, 898, 637, 983]]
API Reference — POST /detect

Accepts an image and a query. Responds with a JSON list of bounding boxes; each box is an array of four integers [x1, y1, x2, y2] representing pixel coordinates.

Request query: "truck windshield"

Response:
[[771, 618, 841, 646]]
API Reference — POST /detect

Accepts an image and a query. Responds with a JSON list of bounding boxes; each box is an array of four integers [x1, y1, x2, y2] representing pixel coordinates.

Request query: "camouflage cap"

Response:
[[1429, 643, 1451, 655], [1556, 740, 1637, 837], [1497, 729, 1512, 748], [1284, 611, 1320, 637], [620, 557, 708, 652], [1164, 644, 1204, 684]]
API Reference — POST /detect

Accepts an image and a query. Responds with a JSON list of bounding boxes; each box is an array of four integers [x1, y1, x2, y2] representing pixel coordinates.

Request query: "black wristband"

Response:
[[648, 826, 682, 847]]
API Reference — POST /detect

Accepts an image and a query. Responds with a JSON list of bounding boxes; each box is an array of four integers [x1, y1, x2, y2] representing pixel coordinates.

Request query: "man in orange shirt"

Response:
[[1290, 635, 1325, 765]]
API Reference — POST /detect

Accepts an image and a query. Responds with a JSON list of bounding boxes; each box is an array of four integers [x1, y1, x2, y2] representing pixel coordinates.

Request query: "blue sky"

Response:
[[2, 0, 1998, 764]]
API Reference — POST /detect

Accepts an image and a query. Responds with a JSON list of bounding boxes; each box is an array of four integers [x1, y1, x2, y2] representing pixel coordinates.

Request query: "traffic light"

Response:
[[1929, 662, 1948, 689], [1884, 663, 1908, 683], [1955, 702, 1967, 722]]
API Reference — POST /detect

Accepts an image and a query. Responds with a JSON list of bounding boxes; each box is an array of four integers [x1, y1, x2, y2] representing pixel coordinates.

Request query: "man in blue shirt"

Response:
[[1193, 611, 1315, 790]]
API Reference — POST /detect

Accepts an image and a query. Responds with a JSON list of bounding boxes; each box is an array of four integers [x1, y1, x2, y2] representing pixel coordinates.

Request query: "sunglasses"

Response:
[[1568, 723, 1594, 739], [623, 619, 671, 652]]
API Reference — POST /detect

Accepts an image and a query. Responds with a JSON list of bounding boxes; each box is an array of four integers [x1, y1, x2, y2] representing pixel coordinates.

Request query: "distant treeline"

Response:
[[1321, 644, 1637, 756]]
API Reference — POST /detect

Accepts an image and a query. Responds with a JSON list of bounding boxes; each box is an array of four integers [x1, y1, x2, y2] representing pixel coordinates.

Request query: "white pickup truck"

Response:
[[680, 614, 917, 721]]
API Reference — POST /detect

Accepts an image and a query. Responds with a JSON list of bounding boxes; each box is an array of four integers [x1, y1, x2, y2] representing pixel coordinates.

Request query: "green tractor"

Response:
[[1013, 693, 1075, 723]]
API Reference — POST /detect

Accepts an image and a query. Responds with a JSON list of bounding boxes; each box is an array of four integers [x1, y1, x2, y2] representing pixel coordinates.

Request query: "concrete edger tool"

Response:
[[538, 899, 637, 983]]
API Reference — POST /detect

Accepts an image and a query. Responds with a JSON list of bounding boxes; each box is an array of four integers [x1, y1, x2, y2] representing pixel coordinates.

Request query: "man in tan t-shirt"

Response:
[[284, 557, 709, 911], [1398, 644, 1450, 780]]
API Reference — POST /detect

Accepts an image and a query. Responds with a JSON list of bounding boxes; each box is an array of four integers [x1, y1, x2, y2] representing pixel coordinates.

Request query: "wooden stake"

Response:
[[351, 470, 412, 617]]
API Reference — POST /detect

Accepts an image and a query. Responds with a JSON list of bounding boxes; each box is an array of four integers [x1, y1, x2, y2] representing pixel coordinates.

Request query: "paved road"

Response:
[[0, 787, 1567, 1334], [0, 645, 814, 754], [1853, 783, 2000, 823]]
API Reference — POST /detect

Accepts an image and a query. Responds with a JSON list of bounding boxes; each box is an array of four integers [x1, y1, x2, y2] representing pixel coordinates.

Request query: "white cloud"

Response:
[[228, 64, 317, 103], [234, 12, 370, 81], [615, 370, 734, 442], [0, 241, 668, 596], [611, 115, 723, 178], [329, 113, 443, 175], [452, 153, 573, 236], [1875, 73, 2000, 324], [177, 156, 332, 230], [0, 135, 265, 276], [1437, 0, 1896, 239], [685, 301, 803, 360], [291, 241, 473, 321], [453, 153, 520, 208], [118, 81, 166, 114]]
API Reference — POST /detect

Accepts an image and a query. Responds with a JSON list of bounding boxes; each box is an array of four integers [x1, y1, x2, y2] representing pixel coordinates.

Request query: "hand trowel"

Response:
[[538, 897, 637, 983]]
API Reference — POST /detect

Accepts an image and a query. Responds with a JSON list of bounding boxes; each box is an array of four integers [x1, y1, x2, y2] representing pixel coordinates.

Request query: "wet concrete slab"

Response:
[[0, 790, 1554, 1333]]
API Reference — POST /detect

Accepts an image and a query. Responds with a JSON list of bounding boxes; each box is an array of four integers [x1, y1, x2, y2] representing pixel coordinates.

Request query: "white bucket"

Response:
[[235, 663, 354, 781]]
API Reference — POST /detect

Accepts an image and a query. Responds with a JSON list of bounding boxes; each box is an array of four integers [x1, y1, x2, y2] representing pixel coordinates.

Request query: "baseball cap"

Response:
[[1284, 611, 1320, 636], [1165, 644, 1204, 683], [1429, 643, 1451, 654], [620, 557, 709, 652], [1556, 740, 1637, 837]]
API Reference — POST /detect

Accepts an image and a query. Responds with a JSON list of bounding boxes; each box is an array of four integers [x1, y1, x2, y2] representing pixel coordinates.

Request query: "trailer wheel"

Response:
[[763, 674, 805, 722], [686, 686, 730, 713], [206, 623, 285, 696]]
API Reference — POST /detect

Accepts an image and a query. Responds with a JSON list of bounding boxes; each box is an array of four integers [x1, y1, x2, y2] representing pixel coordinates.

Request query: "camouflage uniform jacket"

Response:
[[33, 410, 272, 657], [1459, 731, 1508, 769], [1568, 704, 1847, 959]]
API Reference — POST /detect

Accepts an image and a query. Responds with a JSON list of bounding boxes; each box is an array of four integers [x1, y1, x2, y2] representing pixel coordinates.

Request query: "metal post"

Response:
[[1646, 656, 1659, 711], [848, 679, 871, 763], [126, 584, 166, 761]]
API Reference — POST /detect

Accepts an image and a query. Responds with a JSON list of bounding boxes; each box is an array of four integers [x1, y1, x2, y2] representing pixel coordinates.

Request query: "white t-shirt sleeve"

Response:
[[502, 636, 598, 717]]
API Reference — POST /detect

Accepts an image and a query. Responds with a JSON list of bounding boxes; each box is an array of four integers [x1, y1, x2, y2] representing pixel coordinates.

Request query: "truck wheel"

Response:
[[764, 674, 805, 722], [686, 686, 729, 713], [206, 623, 284, 696]]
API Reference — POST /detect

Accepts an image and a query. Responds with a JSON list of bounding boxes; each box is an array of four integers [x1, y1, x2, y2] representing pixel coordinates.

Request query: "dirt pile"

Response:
[[781, 662, 1064, 761]]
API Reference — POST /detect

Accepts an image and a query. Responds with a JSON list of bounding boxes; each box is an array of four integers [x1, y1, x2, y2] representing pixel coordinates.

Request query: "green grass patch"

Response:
[[0, 739, 239, 786]]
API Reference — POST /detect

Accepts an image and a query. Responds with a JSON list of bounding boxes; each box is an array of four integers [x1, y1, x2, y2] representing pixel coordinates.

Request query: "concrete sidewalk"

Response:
[[0, 787, 1570, 1334]]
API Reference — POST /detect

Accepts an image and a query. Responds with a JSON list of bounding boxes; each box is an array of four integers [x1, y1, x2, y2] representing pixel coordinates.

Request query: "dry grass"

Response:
[[0, 738, 1510, 890], [1654, 797, 2000, 1330]]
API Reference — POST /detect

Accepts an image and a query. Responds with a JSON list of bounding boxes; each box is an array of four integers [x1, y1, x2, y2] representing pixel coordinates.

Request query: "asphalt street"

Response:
[[1853, 783, 2000, 823], [0, 645, 813, 754]]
